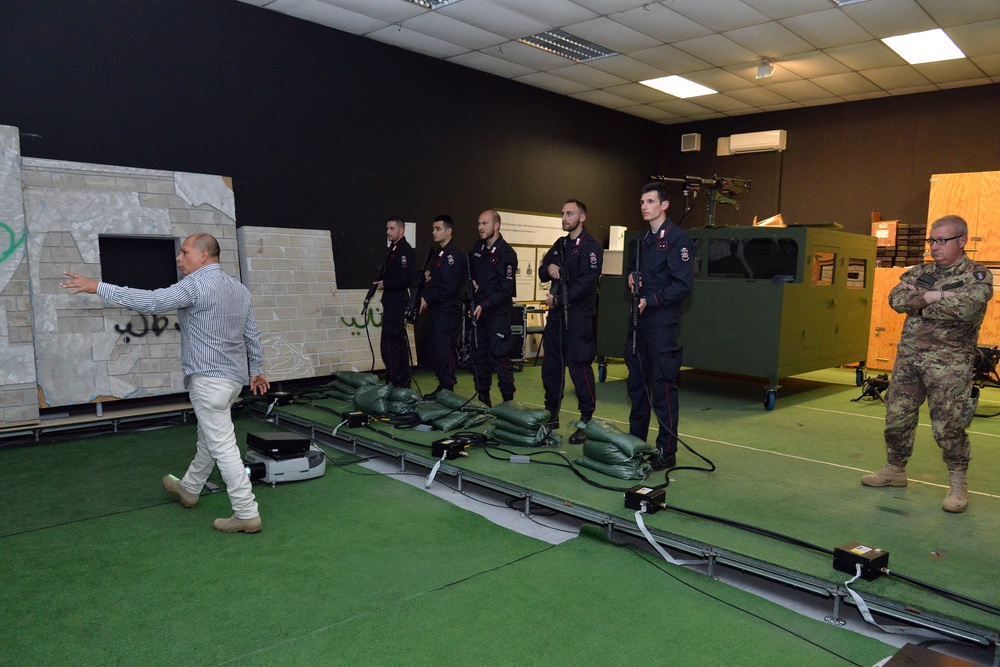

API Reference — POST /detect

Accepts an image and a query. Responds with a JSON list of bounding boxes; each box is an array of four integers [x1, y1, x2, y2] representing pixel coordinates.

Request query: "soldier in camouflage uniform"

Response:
[[861, 215, 992, 512]]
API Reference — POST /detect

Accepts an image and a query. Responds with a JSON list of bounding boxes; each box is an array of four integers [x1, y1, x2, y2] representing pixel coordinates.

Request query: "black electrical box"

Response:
[[347, 411, 368, 428], [624, 485, 666, 513], [833, 541, 889, 581], [247, 432, 310, 460], [432, 438, 468, 460]]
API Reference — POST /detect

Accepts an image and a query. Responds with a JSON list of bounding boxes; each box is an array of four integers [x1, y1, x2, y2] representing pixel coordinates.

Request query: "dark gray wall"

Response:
[[662, 85, 1000, 233], [0, 0, 663, 288]]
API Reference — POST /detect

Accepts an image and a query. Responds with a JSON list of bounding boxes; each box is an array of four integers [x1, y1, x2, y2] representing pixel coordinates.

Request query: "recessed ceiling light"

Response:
[[882, 28, 965, 65], [519, 30, 617, 63], [401, 0, 461, 8], [830, 0, 872, 6], [755, 60, 775, 80], [640, 76, 717, 99]]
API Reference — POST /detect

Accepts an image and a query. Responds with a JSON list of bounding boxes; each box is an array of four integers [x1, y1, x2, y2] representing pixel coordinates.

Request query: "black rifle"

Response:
[[630, 235, 642, 354], [467, 250, 479, 349], [404, 246, 435, 324], [361, 244, 393, 317], [555, 238, 570, 331]]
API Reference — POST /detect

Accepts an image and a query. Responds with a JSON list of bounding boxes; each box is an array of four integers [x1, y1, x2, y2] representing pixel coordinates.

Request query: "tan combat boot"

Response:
[[861, 464, 908, 487], [942, 470, 968, 513]]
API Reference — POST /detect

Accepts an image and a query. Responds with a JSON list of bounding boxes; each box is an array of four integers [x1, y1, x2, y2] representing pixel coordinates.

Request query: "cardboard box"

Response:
[[872, 220, 902, 247]]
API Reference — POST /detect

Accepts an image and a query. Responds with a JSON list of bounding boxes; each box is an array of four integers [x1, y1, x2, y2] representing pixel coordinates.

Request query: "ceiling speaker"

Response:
[[681, 133, 701, 152]]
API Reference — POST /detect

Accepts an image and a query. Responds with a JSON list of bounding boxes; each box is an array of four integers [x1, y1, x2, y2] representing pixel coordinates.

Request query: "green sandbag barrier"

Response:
[[488, 424, 560, 448], [417, 402, 455, 422], [574, 455, 649, 480], [489, 419, 543, 439], [582, 418, 655, 458], [433, 411, 475, 431], [487, 400, 550, 429], [389, 387, 422, 403], [331, 371, 381, 388], [434, 389, 490, 414], [325, 387, 355, 402], [353, 383, 392, 415], [385, 399, 419, 416]]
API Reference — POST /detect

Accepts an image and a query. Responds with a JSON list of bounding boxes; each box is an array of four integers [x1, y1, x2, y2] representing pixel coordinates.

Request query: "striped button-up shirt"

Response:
[[97, 263, 264, 386]]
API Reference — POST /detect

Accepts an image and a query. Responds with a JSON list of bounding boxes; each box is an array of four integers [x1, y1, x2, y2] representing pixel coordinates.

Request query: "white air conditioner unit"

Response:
[[729, 129, 786, 154]]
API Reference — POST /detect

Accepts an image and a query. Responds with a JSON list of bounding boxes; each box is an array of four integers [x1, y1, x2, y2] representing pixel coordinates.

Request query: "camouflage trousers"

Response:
[[883, 350, 975, 471]]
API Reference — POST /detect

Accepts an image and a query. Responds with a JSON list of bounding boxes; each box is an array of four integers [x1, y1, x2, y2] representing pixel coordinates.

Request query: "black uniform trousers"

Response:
[[541, 316, 596, 420], [380, 293, 409, 387], [624, 324, 682, 457], [427, 304, 460, 391], [470, 309, 515, 403]]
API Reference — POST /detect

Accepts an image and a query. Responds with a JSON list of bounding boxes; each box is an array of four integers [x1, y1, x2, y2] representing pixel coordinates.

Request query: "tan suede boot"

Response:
[[942, 470, 968, 513], [213, 515, 262, 534], [860, 463, 908, 487]]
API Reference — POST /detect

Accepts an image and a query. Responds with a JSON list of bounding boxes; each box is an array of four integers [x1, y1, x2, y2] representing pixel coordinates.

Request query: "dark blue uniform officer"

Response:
[[469, 210, 517, 406], [625, 183, 694, 470], [378, 217, 414, 387], [538, 199, 602, 443], [420, 215, 465, 398]]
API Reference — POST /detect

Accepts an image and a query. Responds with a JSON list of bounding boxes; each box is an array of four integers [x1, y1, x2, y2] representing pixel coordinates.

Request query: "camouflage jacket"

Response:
[[890, 255, 993, 355]]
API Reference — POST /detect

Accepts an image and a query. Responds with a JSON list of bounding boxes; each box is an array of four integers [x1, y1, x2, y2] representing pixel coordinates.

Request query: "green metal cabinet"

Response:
[[679, 226, 876, 407]]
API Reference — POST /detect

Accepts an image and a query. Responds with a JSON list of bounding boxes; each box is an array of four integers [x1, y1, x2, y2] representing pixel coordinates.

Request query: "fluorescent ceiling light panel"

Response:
[[881, 29, 965, 65], [640, 75, 717, 99], [831, 0, 872, 6], [519, 30, 617, 63], [402, 0, 461, 8]]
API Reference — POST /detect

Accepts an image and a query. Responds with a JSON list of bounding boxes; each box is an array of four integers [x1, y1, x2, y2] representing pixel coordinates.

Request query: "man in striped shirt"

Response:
[[62, 233, 270, 534]]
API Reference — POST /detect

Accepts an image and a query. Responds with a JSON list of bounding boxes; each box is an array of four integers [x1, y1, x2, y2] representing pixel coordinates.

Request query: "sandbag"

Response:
[[574, 455, 649, 480], [417, 402, 455, 423], [582, 438, 634, 465], [433, 410, 475, 431], [434, 389, 490, 414], [331, 371, 381, 388], [489, 419, 544, 439], [389, 387, 422, 403], [582, 418, 655, 458], [487, 400, 550, 429], [353, 383, 392, 415], [385, 399, 419, 416], [325, 387, 355, 402]]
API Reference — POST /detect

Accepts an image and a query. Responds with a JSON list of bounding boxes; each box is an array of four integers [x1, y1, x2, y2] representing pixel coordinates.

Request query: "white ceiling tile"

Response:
[[777, 51, 851, 78], [604, 82, 677, 104], [617, 105, 682, 122], [569, 89, 636, 109], [739, 0, 830, 20], [971, 54, 1000, 77], [683, 68, 757, 92], [612, 4, 713, 42], [723, 61, 802, 85], [887, 84, 940, 96], [948, 20, 1000, 58], [673, 34, 763, 67], [758, 101, 803, 112], [810, 72, 882, 96], [688, 94, 755, 113], [764, 79, 838, 101], [402, 12, 506, 50], [859, 65, 932, 90], [840, 0, 936, 39], [724, 86, 793, 106], [917, 0, 1000, 27], [913, 58, 990, 84], [842, 90, 891, 102], [571, 0, 651, 13], [447, 51, 535, 78], [779, 8, 872, 49], [267, 0, 389, 34], [585, 55, 669, 81], [436, 0, 549, 39], [665, 0, 770, 32], [723, 22, 814, 59], [937, 77, 993, 90], [563, 16, 661, 53], [628, 44, 713, 75], [366, 24, 469, 58], [513, 71, 592, 94], [649, 98, 715, 116], [547, 63, 630, 87], [314, 0, 425, 23], [483, 0, 598, 26], [479, 40, 573, 70], [825, 40, 904, 70]]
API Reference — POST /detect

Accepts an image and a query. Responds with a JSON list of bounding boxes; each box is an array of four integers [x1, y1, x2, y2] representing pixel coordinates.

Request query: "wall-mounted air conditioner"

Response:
[[729, 129, 786, 153]]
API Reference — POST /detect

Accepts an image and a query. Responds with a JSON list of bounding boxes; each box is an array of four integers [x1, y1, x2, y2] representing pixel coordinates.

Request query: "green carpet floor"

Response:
[[0, 412, 897, 666], [274, 364, 1000, 636]]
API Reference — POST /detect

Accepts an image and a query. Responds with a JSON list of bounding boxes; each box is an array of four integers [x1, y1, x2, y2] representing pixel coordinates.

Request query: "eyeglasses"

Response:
[[925, 235, 963, 246]]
